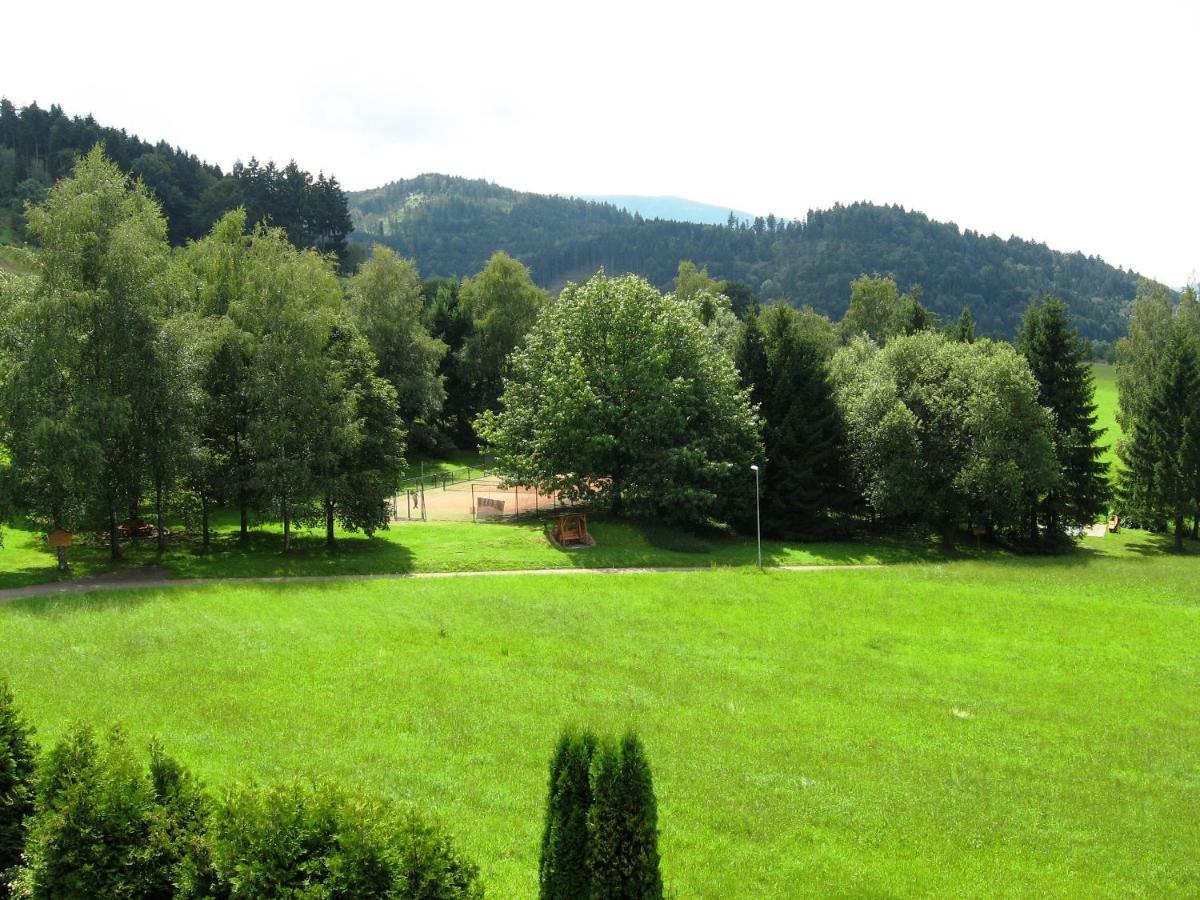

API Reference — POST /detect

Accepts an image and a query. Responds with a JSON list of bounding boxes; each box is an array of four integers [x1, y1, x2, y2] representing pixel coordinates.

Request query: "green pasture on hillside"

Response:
[[1092, 362, 1121, 474], [1, 532, 1196, 897]]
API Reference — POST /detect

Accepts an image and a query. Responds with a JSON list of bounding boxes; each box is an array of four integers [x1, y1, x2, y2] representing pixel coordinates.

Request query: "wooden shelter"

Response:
[[550, 513, 593, 549]]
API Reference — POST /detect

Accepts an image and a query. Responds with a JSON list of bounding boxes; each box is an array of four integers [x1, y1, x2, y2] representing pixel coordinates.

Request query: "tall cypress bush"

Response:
[[0, 682, 36, 890], [586, 733, 662, 900], [539, 729, 597, 899]]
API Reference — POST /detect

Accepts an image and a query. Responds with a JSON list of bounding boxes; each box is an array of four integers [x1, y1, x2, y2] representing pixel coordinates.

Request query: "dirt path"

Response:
[[0, 563, 884, 604]]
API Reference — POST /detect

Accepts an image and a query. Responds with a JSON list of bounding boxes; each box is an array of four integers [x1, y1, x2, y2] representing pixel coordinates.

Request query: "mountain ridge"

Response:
[[347, 174, 1148, 341]]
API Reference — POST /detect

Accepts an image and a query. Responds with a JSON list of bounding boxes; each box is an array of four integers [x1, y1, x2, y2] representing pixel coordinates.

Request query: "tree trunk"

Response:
[[155, 476, 166, 555], [282, 498, 291, 553], [56, 546, 69, 573], [201, 493, 210, 548], [325, 493, 335, 547], [942, 518, 956, 550], [109, 506, 121, 560], [1175, 512, 1186, 552], [235, 430, 249, 543], [1191, 510, 1198, 541]]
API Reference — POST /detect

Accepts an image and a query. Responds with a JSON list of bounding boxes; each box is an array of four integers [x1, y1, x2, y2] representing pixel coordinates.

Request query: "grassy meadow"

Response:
[[1, 530, 1196, 897], [1092, 362, 1121, 474], [0, 511, 958, 591]]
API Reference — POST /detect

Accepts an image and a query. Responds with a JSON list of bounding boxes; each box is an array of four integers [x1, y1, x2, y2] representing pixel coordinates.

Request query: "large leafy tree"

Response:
[[0, 269, 98, 569], [238, 227, 344, 551], [831, 332, 1058, 546], [478, 273, 760, 523], [458, 251, 548, 424], [312, 322, 406, 546], [182, 209, 259, 541], [734, 304, 853, 535], [1115, 280, 1175, 461], [347, 246, 446, 443], [1018, 296, 1109, 537], [4, 147, 172, 560]]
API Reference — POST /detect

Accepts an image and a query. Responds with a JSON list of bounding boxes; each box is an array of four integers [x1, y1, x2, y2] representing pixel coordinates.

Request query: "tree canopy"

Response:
[[478, 272, 761, 522]]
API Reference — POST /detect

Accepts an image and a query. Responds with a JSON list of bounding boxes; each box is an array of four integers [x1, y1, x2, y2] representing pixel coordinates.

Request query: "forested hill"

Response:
[[350, 175, 1145, 340], [0, 99, 352, 258]]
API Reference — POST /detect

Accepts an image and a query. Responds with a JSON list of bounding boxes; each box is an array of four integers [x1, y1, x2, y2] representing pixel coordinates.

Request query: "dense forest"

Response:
[[0, 100, 1154, 342], [0, 99, 352, 258], [350, 175, 1148, 341]]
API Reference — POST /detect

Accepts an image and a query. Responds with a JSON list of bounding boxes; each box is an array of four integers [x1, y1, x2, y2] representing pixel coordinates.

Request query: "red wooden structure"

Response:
[[551, 513, 592, 548]]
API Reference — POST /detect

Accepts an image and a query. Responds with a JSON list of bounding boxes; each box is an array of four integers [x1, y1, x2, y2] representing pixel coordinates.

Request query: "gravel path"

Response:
[[0, 563, 883, 603]]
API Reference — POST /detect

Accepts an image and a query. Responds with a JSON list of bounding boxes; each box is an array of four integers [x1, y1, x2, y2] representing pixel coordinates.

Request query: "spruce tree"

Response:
[[0, 681, 36, 884], [1123, 327, 1200, 550], [1018, 297, 1109, 537], [587, 733, 662, 900], [539, 730, 597, 899], [949, 306, 976, 343], [756, 305, 853, 536], [732, 304, 769, 412]]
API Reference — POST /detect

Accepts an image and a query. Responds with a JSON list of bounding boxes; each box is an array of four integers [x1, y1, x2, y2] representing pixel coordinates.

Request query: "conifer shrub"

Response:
[[539, 729, 662, 900], [0, 682, 36, 893], [189, 780, 482, 898], [587, 734, 662, 900], [19, 725, 206, 898], [539, 729, 597, 899]]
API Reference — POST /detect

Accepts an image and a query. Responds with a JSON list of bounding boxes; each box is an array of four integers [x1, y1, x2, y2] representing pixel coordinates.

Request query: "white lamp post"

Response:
[[750, 464, 762, 569]]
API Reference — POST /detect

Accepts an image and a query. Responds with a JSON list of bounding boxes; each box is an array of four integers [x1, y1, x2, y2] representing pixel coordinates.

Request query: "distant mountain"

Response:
[[349, 174, 1148, 341], [580, 194, 754, 226]]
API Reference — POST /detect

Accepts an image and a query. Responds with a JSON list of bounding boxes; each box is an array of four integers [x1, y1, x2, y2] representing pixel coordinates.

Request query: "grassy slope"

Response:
[[0, 531, 1196, 897], [1092, 362, 1121, 475]]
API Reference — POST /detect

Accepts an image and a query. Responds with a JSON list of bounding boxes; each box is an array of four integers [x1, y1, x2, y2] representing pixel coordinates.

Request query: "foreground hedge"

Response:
[[0, 692, 481, 899]]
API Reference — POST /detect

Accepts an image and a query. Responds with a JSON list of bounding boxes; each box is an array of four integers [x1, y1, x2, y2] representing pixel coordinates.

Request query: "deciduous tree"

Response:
[[479, 273, 761, 523]]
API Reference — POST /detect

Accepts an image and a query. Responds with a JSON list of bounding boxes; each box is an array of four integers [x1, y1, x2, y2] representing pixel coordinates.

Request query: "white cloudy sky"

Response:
[[3, 0, 1197, 285]]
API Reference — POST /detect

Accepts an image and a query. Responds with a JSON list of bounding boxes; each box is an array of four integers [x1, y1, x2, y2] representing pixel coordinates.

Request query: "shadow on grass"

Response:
[[160, 531, 417, 580]]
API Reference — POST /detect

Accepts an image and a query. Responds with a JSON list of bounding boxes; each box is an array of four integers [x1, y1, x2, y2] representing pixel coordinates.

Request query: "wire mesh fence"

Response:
[[391, 475, 581, 523]]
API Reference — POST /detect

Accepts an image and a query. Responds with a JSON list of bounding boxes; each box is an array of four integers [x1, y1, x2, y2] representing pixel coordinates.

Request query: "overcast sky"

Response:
[[3, 0, 1196, 285]]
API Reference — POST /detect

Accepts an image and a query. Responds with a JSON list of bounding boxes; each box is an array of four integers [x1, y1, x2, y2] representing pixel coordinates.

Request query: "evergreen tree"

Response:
[[1122, 326, 1200, 550], [890, 290, 938, 336], [1018, 297, 1110, 537], [587, 734, 662, 900], [732, 304, 769, 409], [539, 730, 597, 900], [753, 305, 853, 535], [949, 306, 976, 343], [0, 682, 36, 885], [20, 726, 206, 898]]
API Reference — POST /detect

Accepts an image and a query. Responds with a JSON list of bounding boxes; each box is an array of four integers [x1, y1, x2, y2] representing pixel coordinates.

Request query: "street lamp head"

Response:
[[750, 464, 759, 471]]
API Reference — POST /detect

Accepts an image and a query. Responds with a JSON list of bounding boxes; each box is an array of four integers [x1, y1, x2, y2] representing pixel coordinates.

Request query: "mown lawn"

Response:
[[0, 511, 960, 591], [1092, 362, 1121, 475], [1, 543, 1196, 896]]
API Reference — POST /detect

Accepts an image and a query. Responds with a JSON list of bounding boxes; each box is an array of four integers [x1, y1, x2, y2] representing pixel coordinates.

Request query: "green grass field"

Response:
[[1, 531, 1196, 897], [1092, 362, 1121, 475], [0, 511, 960, 591]]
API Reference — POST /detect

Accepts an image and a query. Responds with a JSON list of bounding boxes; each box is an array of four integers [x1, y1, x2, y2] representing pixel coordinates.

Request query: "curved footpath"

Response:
[[0, 563, 884, 604]]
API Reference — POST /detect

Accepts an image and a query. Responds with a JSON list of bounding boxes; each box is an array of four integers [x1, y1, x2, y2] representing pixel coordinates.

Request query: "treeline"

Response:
[[481, 265, 1112, 549], [0, 99, 351, 257], [1114, 283, 1200, 548], [0, 149, 553, 563], [350, 175, 1145, 341]]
